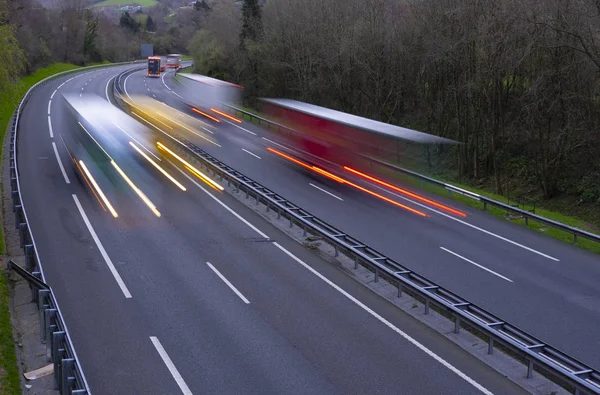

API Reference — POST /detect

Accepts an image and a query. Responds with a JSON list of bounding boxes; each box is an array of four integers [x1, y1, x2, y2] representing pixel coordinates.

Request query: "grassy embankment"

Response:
[[234, 106, 600, 255], [0, 62, 83, 395]]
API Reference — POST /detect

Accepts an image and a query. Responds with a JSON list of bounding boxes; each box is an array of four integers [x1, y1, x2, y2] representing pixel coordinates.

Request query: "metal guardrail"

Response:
[[115, 69, 600, 394], [223, 105, 600, 246], [8, 61, 140, 394]]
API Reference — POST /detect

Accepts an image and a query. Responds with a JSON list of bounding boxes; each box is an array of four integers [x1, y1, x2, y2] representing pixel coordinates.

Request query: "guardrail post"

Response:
[[397, 284, 402, 297], [374, 268, 379, 282], [334, 245, 339, 257], [61, 358, 75, 394], [488, 338, 494, 354], [527, 360, 534, 379], [425, 300, 430, 315], [525, 216, 528, 226], [454, 316, 460, 334], [277, 207, 281, 219], [483, 201, 487, 211], [52, 331, 66, 389], [31, 272, 41, 301], [574, 233, 578, 243], [14, 205, 22, 229], [10, 177, 17, 191], [354, 256, 359, 269], [289, 216, 293, 228], [45, 309, 57, 359], [12, 191, 18, 210], [255, 193, 259, 205], [25, 244, 34, 271], [39, 290, 50, 343], [19, 223, 27, 247]]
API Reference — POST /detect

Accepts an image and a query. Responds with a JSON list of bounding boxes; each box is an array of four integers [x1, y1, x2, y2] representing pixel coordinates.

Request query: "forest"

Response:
[[188, 0, 600, 225]]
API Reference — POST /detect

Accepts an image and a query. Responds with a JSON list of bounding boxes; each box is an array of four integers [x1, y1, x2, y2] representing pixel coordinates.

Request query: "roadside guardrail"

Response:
[[133, 68, 600, 394], [8, 60, 141, 395], [218, 103, 600, 247]]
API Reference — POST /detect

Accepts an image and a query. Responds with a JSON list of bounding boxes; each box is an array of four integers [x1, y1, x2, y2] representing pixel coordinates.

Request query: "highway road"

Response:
[[14, 65, 530, 393], [120, 67, 600, 371]]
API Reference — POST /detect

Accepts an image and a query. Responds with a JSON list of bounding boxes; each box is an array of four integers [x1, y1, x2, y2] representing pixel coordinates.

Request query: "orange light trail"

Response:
[[344, 167, 467, 217], [266, 147, 428, 217], [191, 107, 220, 123], [210, 108, 242, 123]]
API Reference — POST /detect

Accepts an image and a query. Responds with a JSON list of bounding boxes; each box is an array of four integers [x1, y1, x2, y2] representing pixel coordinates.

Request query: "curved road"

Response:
[[15, 65, 528, 394], [122, 67, 600, 371]]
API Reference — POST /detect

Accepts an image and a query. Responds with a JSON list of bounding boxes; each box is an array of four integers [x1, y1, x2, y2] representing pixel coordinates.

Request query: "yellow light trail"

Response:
[[110, 161, 161, 217], [129, 141, 186, 191], [79, 160, 119, 218], [156, 142, 224, 191], [155, 111, 220, 147]]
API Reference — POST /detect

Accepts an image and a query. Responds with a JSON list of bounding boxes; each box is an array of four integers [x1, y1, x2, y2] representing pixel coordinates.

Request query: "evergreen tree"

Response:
[[239, 0, 261, 49], [146, 15, 156, 32]]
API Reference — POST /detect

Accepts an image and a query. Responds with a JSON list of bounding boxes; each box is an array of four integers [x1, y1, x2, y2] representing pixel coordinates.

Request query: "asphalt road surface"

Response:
[[122, 67, 600, 371], [15, 65, 530, 394]]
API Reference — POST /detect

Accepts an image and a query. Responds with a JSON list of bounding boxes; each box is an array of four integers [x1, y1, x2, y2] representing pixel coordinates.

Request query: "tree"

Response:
[[239, 0, 262, 48], [0, 0, 26, 102], [119, 11, 139, 33], [83, 9, 100, 61], [146, 15, 156, 32]]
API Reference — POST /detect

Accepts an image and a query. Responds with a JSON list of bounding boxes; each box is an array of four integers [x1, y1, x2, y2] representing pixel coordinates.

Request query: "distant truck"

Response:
[[147, 56, 161, 78], [166, 54, 181, 69]]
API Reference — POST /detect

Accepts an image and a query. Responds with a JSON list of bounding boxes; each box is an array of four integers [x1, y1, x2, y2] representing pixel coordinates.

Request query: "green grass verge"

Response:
[[0, 271, 19, 395], [0, 62, 90, 395], [234, 106, 600, 254], [180, 55, 193, 61], [94, 0, 157, 6]]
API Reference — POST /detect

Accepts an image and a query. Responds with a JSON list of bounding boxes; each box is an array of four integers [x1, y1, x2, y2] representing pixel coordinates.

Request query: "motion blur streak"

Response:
[[155, 111, 220, 147], [184, 165, 222, 192], [344, 166, 467, 218], [74, 158, 106, 212], [266, 147, 312, 170], [129, 141, 187, 191], [133, 108, 174, 131], [156, 142, 224, 191], [79, 160, 119, 218], [191, 107, 221, 123], [110, 161, 161, 217], [267, 147, 428, 217], [210, 108, 242, 123], [78, 122, 112, 159]]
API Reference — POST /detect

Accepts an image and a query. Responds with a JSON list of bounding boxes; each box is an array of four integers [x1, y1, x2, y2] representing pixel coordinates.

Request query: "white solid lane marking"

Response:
[[52, 142, 70, 184], [152, 94, 157, 98], [48, 116, 54, 138], [272, 242, 494, 395], [124, 71, 135, 101], [173, 161, 493, 395], [105, 74, 117, 103], [81, 87, 84, 91], [309, 183, 343, 201], [72, 194, 132, 298], [242, 148, 261, 159], [150, 337, 193, 395], [47, 100, 51, 115], [147, 87, 150, 91], [206, 262, 250, 304], [50, 90, 56, 99], [227, 120, 256, 135], [369, 183, 559, 261], [440, 247, 514, 283]]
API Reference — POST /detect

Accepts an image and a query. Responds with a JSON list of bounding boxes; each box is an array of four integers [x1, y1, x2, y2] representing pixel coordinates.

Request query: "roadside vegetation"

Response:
[[187, 0, 600, 237]]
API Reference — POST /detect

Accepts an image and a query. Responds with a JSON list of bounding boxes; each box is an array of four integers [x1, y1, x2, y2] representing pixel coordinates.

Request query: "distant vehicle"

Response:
[[159, 57, 166, 72], [166, 54, 181, 69], [147, 56, 161, 78]]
